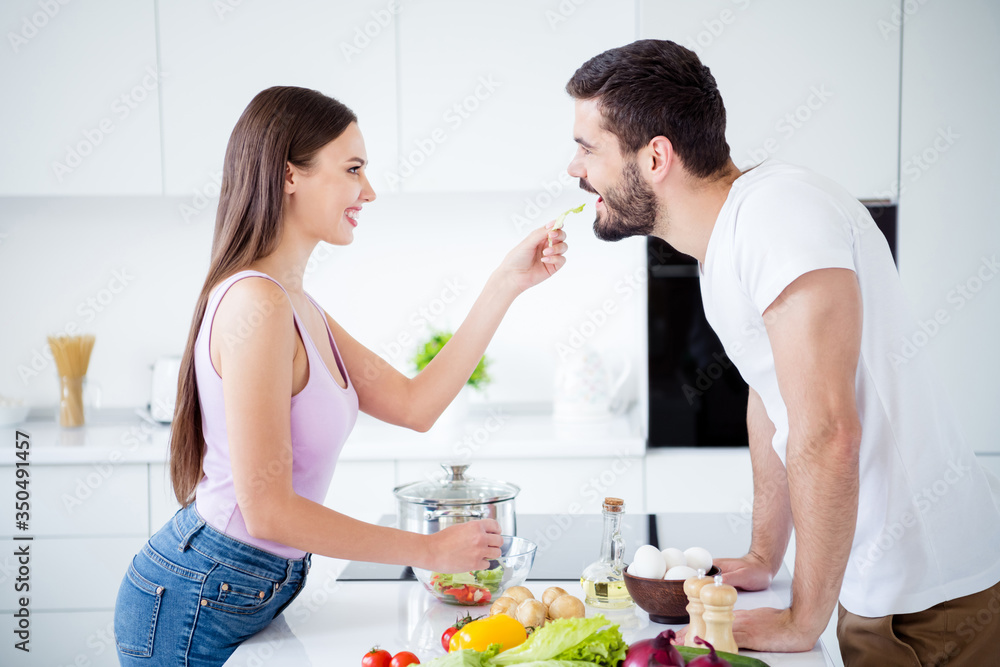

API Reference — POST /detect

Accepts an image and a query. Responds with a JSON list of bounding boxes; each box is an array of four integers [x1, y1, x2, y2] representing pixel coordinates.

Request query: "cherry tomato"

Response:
[[441, 613, 481, 652], [441, 627, 458, 651], [361, 647, 392, 667], [390, 651, 420, 667]]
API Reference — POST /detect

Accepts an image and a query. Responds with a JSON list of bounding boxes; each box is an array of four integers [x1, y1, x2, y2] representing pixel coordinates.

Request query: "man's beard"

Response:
[[583, 160, 661, 242]]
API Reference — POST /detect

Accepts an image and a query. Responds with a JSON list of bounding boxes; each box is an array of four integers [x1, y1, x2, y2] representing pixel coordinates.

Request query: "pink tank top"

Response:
[[193, 270, 359, 558]]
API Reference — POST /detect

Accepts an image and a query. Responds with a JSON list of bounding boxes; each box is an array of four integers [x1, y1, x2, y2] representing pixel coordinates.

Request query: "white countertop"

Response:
[[2, 404, 646, 465], [227, 561, 833, 666], [4, 513, 836, 666], [226, 511, 835, 667]]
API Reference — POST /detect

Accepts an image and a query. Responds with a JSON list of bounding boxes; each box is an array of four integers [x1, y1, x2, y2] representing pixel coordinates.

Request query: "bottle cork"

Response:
[[700, 575, 738, 654], [603, 497, 624, 512], [683, 570, 714, 648]]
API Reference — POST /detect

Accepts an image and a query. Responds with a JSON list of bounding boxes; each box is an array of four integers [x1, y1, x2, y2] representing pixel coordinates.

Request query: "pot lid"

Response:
[[393, 464, 520, 506]]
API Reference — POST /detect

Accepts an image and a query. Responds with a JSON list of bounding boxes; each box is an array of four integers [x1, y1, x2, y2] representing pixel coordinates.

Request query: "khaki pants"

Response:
[[837, 579, 1000, 667]]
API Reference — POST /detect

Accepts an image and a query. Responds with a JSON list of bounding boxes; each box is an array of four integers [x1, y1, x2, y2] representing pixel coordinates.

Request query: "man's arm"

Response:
[[732, 267, 863, 652], [716, 387, 793, 591]]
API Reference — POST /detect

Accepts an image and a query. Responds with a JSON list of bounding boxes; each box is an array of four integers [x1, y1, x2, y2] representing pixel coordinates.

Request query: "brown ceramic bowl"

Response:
[[623, 564, 720, 624]]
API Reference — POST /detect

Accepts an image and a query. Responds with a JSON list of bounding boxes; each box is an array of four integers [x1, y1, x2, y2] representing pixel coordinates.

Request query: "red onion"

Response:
[[623, 629, 686, 667], [686, 636, 732, 666]]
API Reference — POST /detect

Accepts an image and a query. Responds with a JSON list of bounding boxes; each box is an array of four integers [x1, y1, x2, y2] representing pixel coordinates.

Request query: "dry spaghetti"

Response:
[[47, 334, 95, 427]]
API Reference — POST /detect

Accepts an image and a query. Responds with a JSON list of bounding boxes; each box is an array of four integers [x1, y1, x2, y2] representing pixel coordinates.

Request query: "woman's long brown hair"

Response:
[[170, 86, 357, 506]]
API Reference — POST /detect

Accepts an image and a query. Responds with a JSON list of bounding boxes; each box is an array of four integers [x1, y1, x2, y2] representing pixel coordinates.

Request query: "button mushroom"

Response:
[[515, 599, 548, 629], [548, 594, 586, 620], [541, 586, 569, 607]]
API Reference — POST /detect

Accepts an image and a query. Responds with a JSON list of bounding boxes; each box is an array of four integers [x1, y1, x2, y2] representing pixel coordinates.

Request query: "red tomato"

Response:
[[441, 626, 458, 651], [441, 613, 481, 652], [390, 652, 420, 667], [361, 647, 392, 667]]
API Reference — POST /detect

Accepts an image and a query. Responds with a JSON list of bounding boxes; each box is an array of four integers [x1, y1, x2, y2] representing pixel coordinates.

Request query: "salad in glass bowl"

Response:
[[413, 536, 536, 605]]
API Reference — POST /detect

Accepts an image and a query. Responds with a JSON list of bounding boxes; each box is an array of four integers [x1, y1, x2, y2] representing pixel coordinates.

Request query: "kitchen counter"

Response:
[[0, 513, 837, 666], [228, 571, 834, 666], [226, 512, 835, 666], [5, 403, 646, 465]]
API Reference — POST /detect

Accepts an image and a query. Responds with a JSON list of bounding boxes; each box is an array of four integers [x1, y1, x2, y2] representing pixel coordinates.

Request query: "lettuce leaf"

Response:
[[423, 616, 627, 667], [552, 204, 586, 230], [488, 615, 616, 665], [421, 644, 501, 667], [430, 566, 505, 593], [550, 626, 628, 667]]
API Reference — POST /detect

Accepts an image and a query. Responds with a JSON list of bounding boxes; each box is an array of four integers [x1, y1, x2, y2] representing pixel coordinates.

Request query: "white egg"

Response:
[[684, 546, 714, 573], [664, 565, 698, 580], [628, 544, 667, 579], [661, 547, 687, 570]]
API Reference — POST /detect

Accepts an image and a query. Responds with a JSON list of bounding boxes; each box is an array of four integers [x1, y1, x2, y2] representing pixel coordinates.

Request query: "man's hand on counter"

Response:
[[731, 607, 819, 653], [714, 553, 774, 591]]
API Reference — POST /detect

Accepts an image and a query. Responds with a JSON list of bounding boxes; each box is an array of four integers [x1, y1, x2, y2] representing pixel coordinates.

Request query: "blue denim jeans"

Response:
[[114, 504, 310, 666]]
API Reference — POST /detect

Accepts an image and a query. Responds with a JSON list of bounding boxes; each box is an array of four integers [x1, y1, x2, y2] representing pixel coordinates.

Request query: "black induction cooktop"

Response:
[[338, 513, 660, 581]]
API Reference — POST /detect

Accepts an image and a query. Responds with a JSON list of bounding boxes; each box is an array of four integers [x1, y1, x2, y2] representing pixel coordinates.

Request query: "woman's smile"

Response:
[[344, 206, 361, 227]]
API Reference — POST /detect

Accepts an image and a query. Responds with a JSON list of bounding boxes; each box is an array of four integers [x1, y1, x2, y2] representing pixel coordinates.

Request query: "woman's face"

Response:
[[284, 122, 376, 246]]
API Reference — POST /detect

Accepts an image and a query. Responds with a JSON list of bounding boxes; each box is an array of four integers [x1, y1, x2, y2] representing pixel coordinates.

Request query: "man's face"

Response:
[[567, 99, 660, 242]]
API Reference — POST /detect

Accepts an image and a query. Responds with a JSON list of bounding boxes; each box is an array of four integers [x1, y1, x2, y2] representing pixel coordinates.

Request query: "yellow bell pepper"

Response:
[[448, 614, 527, 653]]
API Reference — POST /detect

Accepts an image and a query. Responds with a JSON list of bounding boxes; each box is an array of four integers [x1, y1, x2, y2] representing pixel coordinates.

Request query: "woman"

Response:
[[113, 86, 569, 665]]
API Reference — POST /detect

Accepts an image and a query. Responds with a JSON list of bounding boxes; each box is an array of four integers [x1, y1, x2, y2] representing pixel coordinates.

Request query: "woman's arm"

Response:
[[214, 277, 502, 572], [332, 223, 568, 431]]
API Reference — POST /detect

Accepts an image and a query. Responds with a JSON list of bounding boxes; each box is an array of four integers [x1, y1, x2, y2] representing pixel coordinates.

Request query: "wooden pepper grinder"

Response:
[[683, 569, 714, 647], [700, 574, 738, 654]]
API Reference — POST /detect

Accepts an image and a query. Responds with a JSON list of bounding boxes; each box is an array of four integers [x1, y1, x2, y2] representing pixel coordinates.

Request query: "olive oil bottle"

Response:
[[580, 497, 634, 608]]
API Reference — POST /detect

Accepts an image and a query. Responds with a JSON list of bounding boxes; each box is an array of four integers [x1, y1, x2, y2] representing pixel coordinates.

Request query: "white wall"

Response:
[[897, 0, 1000, 453], [1, 2, 998, 455], [0, 193, 645, 410]]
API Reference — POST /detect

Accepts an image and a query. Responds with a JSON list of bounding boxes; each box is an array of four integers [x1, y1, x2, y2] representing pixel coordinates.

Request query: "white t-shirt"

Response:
[[699, 159, 1000, 617]]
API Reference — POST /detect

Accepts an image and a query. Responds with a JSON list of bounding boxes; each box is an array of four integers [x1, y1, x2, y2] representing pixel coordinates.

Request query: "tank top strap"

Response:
[[206, 270, 297, 319]]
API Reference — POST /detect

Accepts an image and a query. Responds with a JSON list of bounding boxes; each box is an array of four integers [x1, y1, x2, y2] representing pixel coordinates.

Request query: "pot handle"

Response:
[[425, 508, 485, 521]]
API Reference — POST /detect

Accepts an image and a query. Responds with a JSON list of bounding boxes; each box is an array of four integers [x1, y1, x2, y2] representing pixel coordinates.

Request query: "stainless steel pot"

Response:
[[393, 463, 519, 535]]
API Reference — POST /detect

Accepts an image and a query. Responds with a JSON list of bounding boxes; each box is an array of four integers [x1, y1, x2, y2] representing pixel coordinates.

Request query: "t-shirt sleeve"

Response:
[[731, 180, 857, 315]]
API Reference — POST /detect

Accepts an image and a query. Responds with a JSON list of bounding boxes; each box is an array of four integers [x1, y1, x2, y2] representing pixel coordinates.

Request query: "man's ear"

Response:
[[646, 136, 674, 184]]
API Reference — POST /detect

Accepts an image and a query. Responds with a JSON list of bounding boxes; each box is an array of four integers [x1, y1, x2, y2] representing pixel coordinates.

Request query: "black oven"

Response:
[[646, 201, 897, 448]]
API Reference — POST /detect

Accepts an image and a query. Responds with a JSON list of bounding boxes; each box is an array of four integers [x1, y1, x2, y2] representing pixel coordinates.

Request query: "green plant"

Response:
[[413, 331, 492, 391]]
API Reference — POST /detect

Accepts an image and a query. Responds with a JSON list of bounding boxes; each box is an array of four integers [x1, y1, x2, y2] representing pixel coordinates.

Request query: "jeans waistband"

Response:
[[171, 503, 311, 583]]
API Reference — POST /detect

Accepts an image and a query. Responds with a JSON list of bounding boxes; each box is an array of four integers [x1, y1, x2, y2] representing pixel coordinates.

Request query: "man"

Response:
[[565, 40, 1000, 664]]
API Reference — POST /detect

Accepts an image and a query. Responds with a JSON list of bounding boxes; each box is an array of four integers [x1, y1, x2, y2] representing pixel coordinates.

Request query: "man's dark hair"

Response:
[[566, 39, 730, 179]]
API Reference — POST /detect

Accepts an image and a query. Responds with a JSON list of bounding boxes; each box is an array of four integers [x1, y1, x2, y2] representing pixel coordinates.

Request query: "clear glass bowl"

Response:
[[412, 535, 537, 606]]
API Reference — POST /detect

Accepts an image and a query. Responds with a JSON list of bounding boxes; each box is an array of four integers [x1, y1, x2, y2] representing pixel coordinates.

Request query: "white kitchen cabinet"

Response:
[[149, 462, 182, 531], [640, 0, 900, 199], [644, 448, 753, 515], [156, 0, 398, 198], [395, 0, 636, 193], [0, 610, 117, 667], [0, 464, 148, 538], [0, 535, 146, 613], [0, 0, 162, 195], [323, 460, 397, 525], [396, 456, 646, 516]]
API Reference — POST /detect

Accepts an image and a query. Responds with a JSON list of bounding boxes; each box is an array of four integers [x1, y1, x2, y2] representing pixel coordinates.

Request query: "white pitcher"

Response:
[[553, 346, 631, 421]]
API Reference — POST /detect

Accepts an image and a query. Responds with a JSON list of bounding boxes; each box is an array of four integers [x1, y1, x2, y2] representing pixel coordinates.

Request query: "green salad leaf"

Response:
[[430, 566, 505, 593], [551, 203, 586, 230], [490, 615, 625, 666], [549, 626, 628, 667], [422, 615, 626, 667]]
